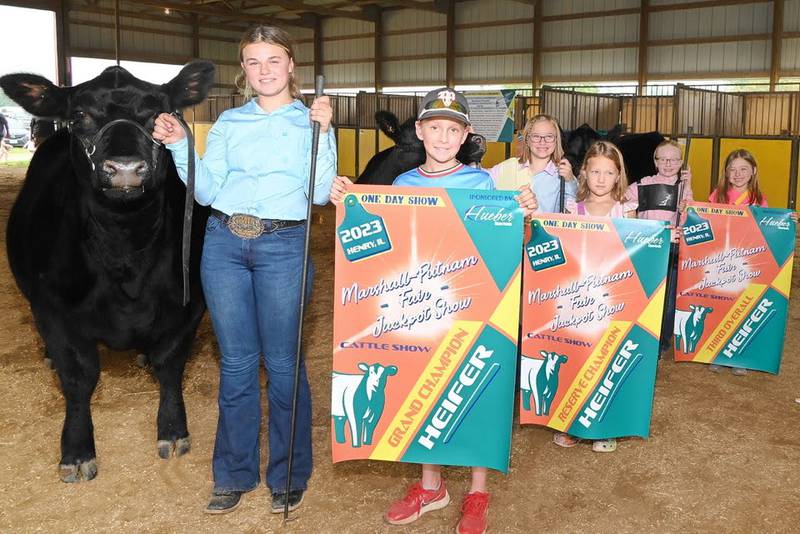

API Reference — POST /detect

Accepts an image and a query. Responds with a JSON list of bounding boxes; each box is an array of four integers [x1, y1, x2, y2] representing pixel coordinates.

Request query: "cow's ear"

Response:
[[707, 307, 713, 313], [375, 111, 400, 141], [357, 362, 368, 372], [386, 365, 398, 376], [559, 355, 568, 362], [0, 73, 68, 119], [539, 350, 547, 358], [690, 304, 696, 311], [164, 61, 215, 110]]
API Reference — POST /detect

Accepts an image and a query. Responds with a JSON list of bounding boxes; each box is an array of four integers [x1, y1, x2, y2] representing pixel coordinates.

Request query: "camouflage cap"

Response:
[[417, 87, 470, 125]]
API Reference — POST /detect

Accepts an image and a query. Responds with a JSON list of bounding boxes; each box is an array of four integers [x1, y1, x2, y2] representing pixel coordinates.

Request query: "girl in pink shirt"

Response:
[[564, 141, 637, 219], [555, 141, 635, 453], [625, 140, 693, 356], [708, 149, 767, 208], [709, 149, 768, 375]]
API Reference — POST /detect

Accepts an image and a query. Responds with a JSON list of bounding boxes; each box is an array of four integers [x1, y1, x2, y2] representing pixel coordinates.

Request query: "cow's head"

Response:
[[690, 305, 713, 319], [0, 61, 214, 203], [358, 362, 398, 398], [540, 350, 568, 365], [457, 133, 486, 167], [561, 123, 601, 171], [376, 111, 424, 157]]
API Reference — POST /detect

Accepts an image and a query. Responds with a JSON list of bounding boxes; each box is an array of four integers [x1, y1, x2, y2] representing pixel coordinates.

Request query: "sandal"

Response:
[[553, 432, 582, 448], [592, 439, 617, 453]]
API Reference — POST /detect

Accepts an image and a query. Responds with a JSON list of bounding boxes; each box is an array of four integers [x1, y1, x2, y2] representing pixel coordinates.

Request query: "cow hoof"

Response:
[[157, 440, 172, 459], [157, 437, 191, 459], [136, 353, 148, 368], [59, 459, 97, 483], [175, 437, 191, 457]]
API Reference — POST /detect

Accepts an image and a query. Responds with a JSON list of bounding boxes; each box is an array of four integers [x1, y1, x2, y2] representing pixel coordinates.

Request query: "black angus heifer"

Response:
[[561, 123, 663, 183], [0, 62, 214, 482], [357, 111, 487, 185]]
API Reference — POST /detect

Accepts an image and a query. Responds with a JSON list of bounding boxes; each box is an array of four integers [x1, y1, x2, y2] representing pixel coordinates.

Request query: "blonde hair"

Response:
[[577, 141, 629, 202], [234, 25, 301, 100], [716, 149, 763, 205], [653, 139, 683, 162], [520, 114, 564, 165]]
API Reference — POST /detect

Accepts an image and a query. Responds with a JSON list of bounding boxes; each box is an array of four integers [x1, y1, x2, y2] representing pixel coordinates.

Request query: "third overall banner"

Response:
[[332, 185, 523, 472], [674, 202, 796, 373], [520, 214, 670, 440]]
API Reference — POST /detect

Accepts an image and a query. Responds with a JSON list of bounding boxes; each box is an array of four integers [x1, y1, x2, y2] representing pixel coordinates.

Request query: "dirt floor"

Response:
[[0, 164, 798, 534]]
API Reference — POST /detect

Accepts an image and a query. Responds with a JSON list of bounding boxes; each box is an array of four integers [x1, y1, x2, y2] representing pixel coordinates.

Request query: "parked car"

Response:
[[4, 116, 30, 147]]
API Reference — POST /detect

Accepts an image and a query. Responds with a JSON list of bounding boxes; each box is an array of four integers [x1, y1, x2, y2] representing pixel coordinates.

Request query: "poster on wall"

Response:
[[464, 90, 516, 143], [674, 202, 795, 373], [519, 214, 670, 440], [331, 185, 523, 472]]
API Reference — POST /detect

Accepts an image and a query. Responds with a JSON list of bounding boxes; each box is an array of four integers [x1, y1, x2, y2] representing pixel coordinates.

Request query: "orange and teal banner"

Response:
[[520, 214, 670, 439], [674, 202, 795, 373], [331, 185, 523, 472]]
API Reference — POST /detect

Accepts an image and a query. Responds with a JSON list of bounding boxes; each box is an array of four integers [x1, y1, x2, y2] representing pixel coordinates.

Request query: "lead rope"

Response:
[[170, 111, 195, 306]]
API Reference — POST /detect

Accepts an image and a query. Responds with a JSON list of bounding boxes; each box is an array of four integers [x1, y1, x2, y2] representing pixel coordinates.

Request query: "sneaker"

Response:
[[592, 439, 617, 453], [385, 481, 450, 525], [271, 489, 305, 514], [204, 489, 243, 514], [553, 432, 581, 448], [457, 491, 490, 534]]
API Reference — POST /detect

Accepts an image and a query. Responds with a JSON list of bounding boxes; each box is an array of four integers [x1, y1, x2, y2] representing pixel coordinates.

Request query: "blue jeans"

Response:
[[201, 216, 313, 494]]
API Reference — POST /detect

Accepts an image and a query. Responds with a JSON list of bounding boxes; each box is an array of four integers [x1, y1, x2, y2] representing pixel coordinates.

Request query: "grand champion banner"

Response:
[[520, 214, 670, 439], [332, 185, 523, 472], [674, 202, 796, 373]]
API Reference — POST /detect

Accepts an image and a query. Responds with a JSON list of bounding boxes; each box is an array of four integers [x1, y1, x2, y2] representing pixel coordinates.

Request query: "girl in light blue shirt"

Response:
[[153, 25, 336, 515]]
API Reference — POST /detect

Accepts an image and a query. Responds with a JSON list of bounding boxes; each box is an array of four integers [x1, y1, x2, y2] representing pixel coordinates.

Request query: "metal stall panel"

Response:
[[675, 86, 744, 137], [678, 136, 715, 199], [718, 138, 794, 208], [540, 88, 623, 131], [337, 128, 357, 179]]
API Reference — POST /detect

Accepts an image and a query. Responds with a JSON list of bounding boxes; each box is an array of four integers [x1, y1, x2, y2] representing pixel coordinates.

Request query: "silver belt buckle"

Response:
[[227, 213, 264, 239]]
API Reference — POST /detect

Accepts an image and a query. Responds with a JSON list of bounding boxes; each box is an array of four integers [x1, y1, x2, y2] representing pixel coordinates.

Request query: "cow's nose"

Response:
[[102, 159, 148, 189]]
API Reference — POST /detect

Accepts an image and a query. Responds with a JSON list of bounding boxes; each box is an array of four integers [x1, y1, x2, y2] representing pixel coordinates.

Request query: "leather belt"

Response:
[[211, 208, 304, 239]]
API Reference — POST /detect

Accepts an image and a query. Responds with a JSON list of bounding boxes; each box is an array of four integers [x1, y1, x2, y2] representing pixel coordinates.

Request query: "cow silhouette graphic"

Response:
[[520, 351, 568, 416], [674, 305, 714, 353], [332, 362, 397, 448]]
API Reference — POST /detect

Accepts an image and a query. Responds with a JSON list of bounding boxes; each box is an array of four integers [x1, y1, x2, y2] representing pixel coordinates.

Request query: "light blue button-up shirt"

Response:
[[533, 161, 577, 213], [167, 98, 337, 220]]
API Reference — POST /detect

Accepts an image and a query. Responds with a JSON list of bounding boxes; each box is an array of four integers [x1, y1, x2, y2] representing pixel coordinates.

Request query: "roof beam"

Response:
[[238, 0, 377, 21], [122, 0, 314, 28]]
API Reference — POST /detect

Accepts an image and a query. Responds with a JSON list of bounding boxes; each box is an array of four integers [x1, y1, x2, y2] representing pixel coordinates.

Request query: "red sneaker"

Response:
[[384, 481, 450, 525], [456, 491, 490, 534]]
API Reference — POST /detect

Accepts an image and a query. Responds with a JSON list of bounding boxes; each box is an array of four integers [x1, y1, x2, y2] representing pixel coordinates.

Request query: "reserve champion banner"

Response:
[[520, 214, 670, 440], [674, 202, 796, 373], [332, 185, 523, 472], [464, 90, 516, 142]]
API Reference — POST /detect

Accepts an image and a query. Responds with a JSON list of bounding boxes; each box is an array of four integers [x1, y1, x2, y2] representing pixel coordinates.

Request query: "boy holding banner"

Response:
[[331, 87, 535, 534], [625, 140, 693, 355]]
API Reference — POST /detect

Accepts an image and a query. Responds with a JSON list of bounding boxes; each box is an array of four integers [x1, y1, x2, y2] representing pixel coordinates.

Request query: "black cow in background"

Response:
[[357, 110, 487, 185], [0, 61, 214, 482], [561, 123, 664, 183], [357, 112, 662, 186]]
